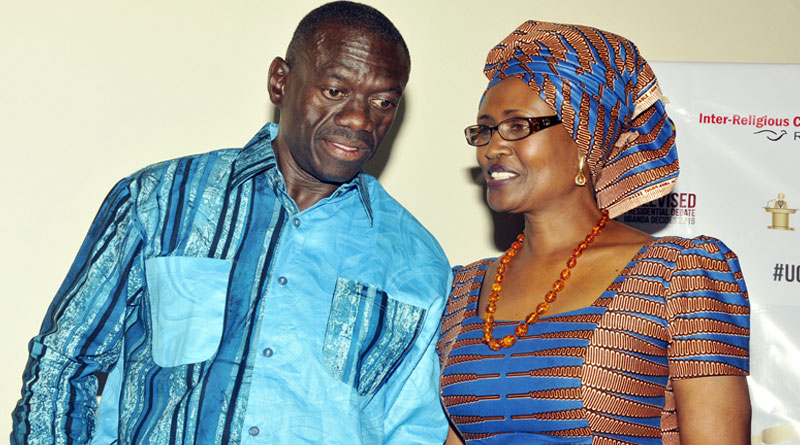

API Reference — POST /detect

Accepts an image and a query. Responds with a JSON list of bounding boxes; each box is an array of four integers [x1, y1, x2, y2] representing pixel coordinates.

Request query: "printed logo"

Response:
[[622, 193, 696, 225], [772, 263, 800, 283], [764, 193, 797, 231], [698, 113, 800, 143], [753, 129, 788, 141]]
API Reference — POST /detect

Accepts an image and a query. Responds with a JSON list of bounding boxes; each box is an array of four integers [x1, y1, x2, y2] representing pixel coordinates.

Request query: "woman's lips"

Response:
[[486, 165, 519, 186], [490, 171, 517, 180]]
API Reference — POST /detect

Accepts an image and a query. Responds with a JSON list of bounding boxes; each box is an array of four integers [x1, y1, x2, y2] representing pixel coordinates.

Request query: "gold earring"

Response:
[[574, 154, 587, 186]]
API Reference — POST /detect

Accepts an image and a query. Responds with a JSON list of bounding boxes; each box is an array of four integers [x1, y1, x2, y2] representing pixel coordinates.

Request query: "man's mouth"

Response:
[[325, 139, 366, 160], [331, 141, 359, 152], [318, 128, 374, 161]]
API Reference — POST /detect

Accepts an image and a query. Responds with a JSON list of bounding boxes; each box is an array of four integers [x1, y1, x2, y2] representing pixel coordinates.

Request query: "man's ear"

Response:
[[268, 57, 290, 107]]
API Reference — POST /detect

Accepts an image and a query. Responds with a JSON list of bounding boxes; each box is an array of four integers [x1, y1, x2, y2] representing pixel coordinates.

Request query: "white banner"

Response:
[[629, 62, 800, 443]]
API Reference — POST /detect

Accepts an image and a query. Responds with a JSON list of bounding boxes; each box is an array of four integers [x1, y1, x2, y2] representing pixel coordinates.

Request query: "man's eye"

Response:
[[371, 98, 396, 111], [322, 88, 345, 99]]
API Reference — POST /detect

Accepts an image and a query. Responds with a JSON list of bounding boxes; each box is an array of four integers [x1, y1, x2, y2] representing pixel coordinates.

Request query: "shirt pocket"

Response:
[[145, 256, 233, 367], [322, 277, 426, 397]]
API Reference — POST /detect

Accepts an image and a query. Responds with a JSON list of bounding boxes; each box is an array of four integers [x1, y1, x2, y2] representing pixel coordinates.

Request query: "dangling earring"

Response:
[[574, 154, 587, 186]]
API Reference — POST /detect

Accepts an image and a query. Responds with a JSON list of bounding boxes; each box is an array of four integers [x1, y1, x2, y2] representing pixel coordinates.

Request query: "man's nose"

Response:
[[334, 98, 374, 132]]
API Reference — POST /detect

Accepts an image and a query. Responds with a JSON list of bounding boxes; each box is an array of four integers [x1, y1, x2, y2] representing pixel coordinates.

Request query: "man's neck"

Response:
[[271, 143, 341, 212], [284, 178, 340, 211]]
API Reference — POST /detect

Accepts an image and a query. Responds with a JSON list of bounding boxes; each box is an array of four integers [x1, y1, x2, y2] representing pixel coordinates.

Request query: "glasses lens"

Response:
[[497, 118, 533, 141], [464, 126, 490, 146]]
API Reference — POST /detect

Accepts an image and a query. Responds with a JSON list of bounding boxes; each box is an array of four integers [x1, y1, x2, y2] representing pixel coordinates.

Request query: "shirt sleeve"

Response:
[[383, 268, 452, 444], [11, 177, 144, 444], [665, 236, 750, 378]]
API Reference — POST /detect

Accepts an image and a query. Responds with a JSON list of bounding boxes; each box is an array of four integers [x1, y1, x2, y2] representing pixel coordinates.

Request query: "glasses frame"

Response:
[[464, 115, 562, 147]]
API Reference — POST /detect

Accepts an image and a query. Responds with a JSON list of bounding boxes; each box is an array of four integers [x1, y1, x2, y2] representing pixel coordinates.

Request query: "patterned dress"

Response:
[[438, 236, 749, 444]]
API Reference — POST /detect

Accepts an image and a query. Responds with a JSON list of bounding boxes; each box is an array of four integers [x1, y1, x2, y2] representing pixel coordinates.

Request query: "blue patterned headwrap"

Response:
[[484, 21, 679, 217]]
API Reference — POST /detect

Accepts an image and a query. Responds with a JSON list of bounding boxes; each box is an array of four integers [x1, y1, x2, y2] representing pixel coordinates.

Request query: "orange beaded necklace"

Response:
[[482, 209, 610, 351]]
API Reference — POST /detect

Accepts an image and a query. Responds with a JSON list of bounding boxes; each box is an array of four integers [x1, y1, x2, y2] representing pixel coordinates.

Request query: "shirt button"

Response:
[[277, 276, 288, 285], [249, 426, 260, 436], [293, 218, 301, 227], [263, 347, 273, 358]]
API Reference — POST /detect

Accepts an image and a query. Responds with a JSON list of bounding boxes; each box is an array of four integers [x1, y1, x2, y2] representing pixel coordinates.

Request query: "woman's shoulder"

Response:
[[438, 259, 494, 355], [640, 235, 739, 260], [640, 235, 747, 295], [446, 258, 493, 309], [452, 258, 495, 278]]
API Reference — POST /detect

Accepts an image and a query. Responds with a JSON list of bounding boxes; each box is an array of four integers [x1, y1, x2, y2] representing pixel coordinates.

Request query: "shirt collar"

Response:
[[229, 122, 374, 224]]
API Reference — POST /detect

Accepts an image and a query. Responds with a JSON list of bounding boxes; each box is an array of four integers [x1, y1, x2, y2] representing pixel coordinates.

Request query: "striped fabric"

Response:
[[12, 122, 451, 444], [438, 236, 749, 444], [483, 21, 679, 218]]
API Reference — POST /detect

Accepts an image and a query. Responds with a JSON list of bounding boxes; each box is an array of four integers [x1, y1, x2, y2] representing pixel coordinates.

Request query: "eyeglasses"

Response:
[[464, 116, 561, 147]]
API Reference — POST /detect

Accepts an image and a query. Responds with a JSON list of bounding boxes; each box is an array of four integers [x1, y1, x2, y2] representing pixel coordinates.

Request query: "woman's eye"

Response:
[[322, 88, 345, 99]]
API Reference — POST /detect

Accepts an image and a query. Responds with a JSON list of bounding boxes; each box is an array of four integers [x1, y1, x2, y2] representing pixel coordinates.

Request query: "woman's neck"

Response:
[[519, 202, 605, 258]]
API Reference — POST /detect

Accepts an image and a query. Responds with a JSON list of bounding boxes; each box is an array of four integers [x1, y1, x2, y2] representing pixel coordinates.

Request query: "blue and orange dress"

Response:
[[438, 236, 750, 444]]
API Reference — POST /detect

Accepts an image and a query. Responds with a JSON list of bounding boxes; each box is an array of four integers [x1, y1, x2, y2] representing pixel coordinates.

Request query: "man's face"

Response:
[[269, 24, 409, 186]]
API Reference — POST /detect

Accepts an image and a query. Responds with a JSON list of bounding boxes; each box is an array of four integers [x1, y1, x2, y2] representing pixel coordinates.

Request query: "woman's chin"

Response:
[[486, 200, 522, 215]]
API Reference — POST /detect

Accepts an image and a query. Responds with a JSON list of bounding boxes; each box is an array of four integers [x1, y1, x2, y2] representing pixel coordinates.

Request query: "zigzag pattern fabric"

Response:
[[483, 21, 679, 217], [438, 236, 749, 444]]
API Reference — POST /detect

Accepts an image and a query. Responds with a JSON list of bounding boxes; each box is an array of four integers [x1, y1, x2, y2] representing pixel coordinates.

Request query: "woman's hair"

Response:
[[483, 21, 678, 217]]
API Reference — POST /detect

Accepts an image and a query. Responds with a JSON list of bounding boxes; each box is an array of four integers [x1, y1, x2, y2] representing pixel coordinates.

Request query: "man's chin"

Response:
[[316, 156, 371, 183], [312, 164, 361, 185], [318, 171, 360, 185]]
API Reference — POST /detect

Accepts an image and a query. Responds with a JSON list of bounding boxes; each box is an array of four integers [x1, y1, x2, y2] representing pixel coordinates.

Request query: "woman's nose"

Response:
[[481, 131, 512, 159]]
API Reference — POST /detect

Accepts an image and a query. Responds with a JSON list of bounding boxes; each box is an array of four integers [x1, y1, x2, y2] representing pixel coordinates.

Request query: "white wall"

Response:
[[2, 0, 799, 439]]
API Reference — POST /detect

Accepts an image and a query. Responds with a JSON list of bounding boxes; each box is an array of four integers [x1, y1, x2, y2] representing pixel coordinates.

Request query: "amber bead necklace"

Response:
[[482, 209, 610, 351]]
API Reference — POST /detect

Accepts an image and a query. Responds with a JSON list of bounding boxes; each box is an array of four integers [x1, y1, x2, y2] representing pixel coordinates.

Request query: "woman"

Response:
[[438, 21, 751, 444]]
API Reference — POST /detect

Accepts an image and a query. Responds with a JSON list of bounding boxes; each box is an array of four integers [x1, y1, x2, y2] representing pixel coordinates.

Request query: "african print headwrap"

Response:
[[484, 21, 679, 218]]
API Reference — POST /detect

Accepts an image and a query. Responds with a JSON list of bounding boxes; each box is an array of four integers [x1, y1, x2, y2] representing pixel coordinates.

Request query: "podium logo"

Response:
[[764, 193, 797, 231]]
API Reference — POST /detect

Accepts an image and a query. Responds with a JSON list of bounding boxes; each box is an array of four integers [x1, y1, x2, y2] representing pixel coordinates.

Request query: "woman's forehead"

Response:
[[479, 77, 553, 118]]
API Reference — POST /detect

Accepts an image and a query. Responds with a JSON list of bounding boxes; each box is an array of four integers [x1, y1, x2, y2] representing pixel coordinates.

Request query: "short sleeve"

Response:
[[436, 264, 467, 361], [665, 236, 750, 378]]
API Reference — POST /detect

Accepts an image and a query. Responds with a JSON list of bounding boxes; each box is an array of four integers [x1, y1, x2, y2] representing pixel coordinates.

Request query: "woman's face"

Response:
[[475, 76, 584, 214]]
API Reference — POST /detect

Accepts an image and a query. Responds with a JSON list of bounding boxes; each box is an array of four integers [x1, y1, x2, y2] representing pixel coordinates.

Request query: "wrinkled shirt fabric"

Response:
[[12, 122, 451, 444]]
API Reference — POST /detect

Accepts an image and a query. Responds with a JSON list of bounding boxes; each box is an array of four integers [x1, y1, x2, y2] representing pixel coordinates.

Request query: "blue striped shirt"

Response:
[[12, 122, 451, 444]]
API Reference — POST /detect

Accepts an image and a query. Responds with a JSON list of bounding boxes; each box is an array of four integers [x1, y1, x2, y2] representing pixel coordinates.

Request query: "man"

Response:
[[11, 2, 450, 443]]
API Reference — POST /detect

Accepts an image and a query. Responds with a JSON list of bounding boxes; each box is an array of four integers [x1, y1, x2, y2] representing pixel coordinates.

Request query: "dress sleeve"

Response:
[[436, 264, 466, 363], [665, 236, 750, 378], [436, 260, 491, 366], [11, 177, 144, 444]]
